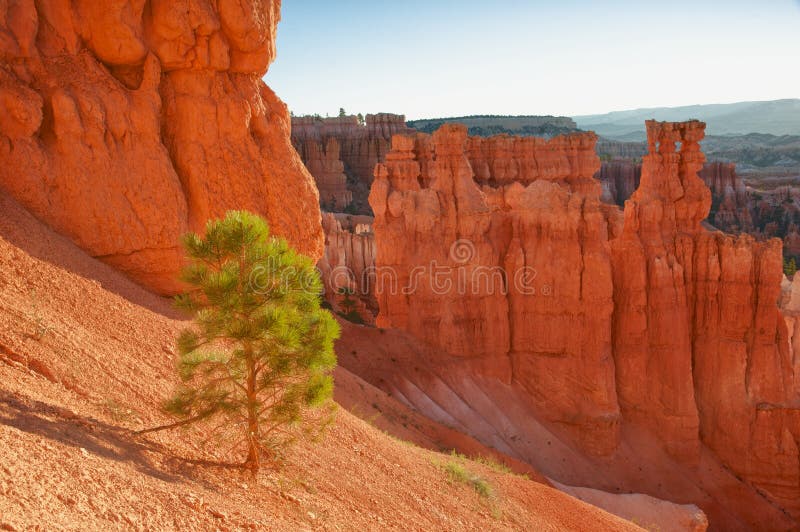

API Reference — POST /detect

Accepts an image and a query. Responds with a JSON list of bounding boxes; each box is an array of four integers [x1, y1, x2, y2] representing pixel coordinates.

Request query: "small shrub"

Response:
[[342, 310, 364, 324], [443, 460, 493, 498], [784, 257, 797, 277], [342, 203, 360, 215], [471, 476, 493, 498], [336, 287, 365, 324], [444, 460, 467, 481], [473, 455, 513, 475]]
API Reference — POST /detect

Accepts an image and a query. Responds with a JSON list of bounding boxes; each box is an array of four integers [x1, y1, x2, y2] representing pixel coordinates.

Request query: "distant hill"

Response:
[[574, 99, 800, 141], [405, 107, 800, 174], [596, 133, 800, 171], [407, 115, 578, 138], [702, 133, 800, 172]]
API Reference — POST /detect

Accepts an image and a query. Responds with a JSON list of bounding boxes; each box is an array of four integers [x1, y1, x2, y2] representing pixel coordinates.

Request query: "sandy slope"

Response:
[[0, 193, 642, 531]]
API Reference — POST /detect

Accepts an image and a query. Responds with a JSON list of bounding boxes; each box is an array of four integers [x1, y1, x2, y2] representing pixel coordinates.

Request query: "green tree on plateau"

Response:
[[142, 211, 339, 472]]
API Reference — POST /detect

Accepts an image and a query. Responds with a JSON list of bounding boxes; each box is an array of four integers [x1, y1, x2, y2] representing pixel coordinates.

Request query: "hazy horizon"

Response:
[[267, 0, 800, 120]]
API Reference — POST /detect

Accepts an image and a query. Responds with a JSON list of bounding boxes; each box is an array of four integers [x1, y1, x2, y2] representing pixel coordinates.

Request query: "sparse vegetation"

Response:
[[407, 115, 578, 138], [447, 449, 529, 478], [785, 257, 797, 277], [102, 398, 140, 424], [26, 290, 52, 341], [342, 202, 361, 215], [443, 460, 493, 498], [473, 455, 513, 475], [139, 211, 339, 472], [336, 287, 364, 324]]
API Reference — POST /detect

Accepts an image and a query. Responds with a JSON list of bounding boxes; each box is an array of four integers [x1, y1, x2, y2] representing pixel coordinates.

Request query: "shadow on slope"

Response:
[[0, 192, 179, 318]]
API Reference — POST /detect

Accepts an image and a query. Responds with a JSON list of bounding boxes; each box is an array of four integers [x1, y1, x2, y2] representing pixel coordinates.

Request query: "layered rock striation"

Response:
[[369, 121, 800, 517], [0, 0, 322, 293], [317, 212, 377, 324], [597, 161, 641, 206], [294, 137, 351, 210], [292, 114, 413, 213], [699, 161, 752, 232], [370, 125, 622, 454]]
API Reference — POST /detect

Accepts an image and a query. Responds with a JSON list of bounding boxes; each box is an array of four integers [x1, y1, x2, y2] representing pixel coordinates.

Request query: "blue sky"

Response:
[[266, 1, 800, 119]]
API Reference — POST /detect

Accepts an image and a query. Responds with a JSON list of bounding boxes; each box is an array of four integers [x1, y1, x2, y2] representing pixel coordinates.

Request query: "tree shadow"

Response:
[[0, 390, 186, 484]]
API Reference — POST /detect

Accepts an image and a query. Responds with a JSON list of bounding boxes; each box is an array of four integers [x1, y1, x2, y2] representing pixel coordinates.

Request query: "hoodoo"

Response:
[[597, 159, 753, 234], [2, 0, 797, 530], [369, 124, 622, 455], [368, 120, 800, 519]]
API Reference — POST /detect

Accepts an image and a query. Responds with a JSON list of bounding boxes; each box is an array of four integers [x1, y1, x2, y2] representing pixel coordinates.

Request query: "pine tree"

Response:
[[146, 211, 339, 472]]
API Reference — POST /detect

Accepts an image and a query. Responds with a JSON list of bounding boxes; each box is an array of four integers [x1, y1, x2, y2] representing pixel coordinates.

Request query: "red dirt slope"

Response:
[[0, 193, 640, 531], [335, 321, 794, 531]]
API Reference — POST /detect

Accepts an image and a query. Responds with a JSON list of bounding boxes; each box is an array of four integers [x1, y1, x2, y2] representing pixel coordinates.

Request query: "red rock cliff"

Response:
[[292, 114, 413, 213], [369, 121, 800, 517], [369, 125, 622, 455], [294, 137, 351, 210], [0, 0, 322, 293], [317, 212, 377, 324]]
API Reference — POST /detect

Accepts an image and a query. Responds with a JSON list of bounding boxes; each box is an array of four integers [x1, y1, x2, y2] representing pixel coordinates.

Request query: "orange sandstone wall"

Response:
[[292, 114, 413, 213], [369, 121, 800, 517], [0, 0, 322, 293], [317, 212, 377, 323], [369, 125, 621, 455]]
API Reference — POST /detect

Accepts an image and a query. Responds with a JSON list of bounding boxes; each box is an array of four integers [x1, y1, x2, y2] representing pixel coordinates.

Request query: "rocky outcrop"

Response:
[[0, 0, 322, 293], [781, 274, 800, 393], [369, 121, 800, 518], [370, 126, 621, 455], [595, 160, 753, 234], [292, 114, 413, 213], [294, 137, 351, 210], [597, 161, 641, 205], [318, 212, 376, 324], [699, 162, 753, 232], [749, 186, 800, 257]]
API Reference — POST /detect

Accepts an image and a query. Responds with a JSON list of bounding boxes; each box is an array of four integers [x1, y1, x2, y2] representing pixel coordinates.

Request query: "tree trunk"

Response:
[[244, 347, 260, 472]]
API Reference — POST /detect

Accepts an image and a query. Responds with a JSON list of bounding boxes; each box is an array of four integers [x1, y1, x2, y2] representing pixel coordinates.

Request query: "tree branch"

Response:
[[133, 413, 209, 435]]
